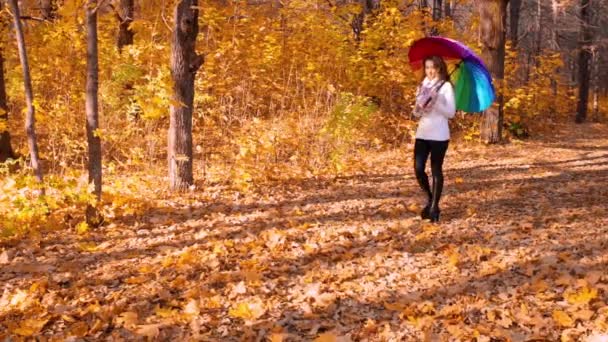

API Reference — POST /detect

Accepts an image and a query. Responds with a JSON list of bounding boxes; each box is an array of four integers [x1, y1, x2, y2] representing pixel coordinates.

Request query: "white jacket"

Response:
[[414, 77, 456, 141]]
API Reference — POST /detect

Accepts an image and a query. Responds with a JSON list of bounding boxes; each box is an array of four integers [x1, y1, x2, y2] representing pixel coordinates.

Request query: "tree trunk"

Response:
[[432, 0, 442, 21], [509, 0, 521, 47], [351, 0, 379, 42], [575, 0, 591, 124], [550, 0, 560, 49], [444, 0, 452, 18], [169, 0, 203, 191], [479, 0, 508, 144], [116, 0, 135, 51], [0, 2, 14, 163], [0, 50, 13, 163], [535, 0, 542, 56], [86, 0, 102, 225], [592, 49, 599, 121], [39, 0, 56, 20], [8, 0, 43, 183]]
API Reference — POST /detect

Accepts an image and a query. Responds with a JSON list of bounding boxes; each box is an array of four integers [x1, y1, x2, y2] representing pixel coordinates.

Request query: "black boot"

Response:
[[429, 175, 443, 223], [421, 197, 432, 219], [429, 207, 441, 222]]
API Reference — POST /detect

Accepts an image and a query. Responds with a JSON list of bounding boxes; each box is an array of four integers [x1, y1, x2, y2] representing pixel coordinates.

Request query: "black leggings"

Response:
[[414, 139, 449, 211]]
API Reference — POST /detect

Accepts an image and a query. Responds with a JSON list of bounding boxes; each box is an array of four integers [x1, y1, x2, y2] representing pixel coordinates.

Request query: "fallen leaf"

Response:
[[116, 311, 138, 328], [136, 324, 160, 339], [229, 297, 266, 321], [0, 250, 9, 264], [12, 318, 49, 336], [553, 310, 574, 327], [565, 286, 598, 305]]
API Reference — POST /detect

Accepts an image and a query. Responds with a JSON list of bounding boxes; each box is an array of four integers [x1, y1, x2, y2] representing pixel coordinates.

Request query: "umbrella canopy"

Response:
[[408, 36, 495, 113]]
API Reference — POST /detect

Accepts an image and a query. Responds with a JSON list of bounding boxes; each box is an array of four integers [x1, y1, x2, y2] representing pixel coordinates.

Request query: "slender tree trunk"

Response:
[[535, 0, 542, 56], [352, 0, 379, 42], [8, 0, 43, 183], [575, 0, 591, 123], [0, 2, 14, 163], [509, 0, 521, 47], [479, 0, 508, 144], [432, 0, 442, 21], [0, 50, 13, 163], [592, 49, 599, 121], [551, 0, 560, 49], [86, 0, 102, 224], [169, 0, 203, 191], [116, 0, 135, 51], [444, 0, 452, 18]]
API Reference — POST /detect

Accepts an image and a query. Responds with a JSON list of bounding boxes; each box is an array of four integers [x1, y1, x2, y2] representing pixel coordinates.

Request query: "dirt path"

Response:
[[2, 123, 608, 341]]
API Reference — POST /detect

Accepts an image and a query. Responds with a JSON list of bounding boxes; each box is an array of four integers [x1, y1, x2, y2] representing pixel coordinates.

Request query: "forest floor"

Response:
[[1, 122, 608, 341]]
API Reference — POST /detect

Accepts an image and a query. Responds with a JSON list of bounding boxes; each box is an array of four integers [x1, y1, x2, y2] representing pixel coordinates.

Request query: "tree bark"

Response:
[[592, 49, 599, 121], [351, 0, 379, 42], [432, 0, 442, 21], [86, 0, 102, 224], [479, 0, 508, 144], [508, 0, 521, 47], [39, 0, 56, 20], [8, 0, 43, 182], [575, 0, 591, 124], [116, 0, 135, 51], [444, 0, 452, 18], [0, 2, 15, 163], [169, 0, 203, 191]]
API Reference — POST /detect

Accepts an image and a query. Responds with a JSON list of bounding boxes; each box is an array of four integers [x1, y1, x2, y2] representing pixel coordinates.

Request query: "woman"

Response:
[[412, 55, 456, 222]]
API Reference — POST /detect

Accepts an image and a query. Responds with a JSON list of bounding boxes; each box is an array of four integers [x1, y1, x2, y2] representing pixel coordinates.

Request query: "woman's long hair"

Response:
[[422, 56, 450, 83]]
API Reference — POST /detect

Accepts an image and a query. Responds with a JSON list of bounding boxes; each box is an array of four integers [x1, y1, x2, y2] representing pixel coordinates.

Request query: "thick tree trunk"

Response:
[[575, 0, 591, 124], [479, 0, 508, 144], [86, 0, 102, 225], [116, 0, 135, 51], [8, 0, 43, 183], [0, 2, 14, 163], [169, 0, 203, 191], [508, 0, 521, 47]]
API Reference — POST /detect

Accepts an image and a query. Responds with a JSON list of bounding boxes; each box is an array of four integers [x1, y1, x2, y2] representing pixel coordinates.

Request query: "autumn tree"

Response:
[[0, 1, 14, 162], [509, 0, 521, 47], [479, 0, 509, 143], [575, 0, 592, 123], [115, 0, 134, 51], [86, 0, 102, 224], [168, 0, 203, 191], [8, 0, 43, 182], [352, 0, 380, 42]]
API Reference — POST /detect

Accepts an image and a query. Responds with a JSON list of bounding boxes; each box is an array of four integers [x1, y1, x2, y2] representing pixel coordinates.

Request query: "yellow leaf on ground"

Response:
[[553, 310, 574, 327], [124, 275, 148, 284], [565, 286, 598, 305], [229, 298, 266, 321], [12, 318, 49, 336]]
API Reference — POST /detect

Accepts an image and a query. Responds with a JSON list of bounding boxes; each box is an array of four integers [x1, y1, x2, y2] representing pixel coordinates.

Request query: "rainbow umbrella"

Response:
[[408, 36, 495, 113]]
